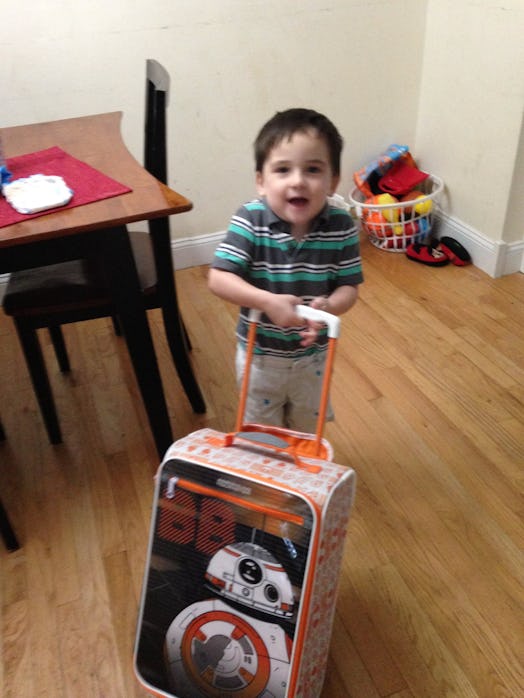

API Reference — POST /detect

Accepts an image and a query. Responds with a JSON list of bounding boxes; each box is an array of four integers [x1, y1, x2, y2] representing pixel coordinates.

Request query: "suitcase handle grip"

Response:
[[248, 304, 340, 338]]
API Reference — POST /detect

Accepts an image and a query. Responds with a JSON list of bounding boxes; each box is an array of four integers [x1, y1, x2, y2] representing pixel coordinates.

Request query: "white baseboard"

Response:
[[434, 212, 524, 278], [171, 231, 225, 270], [174, 220, 524, 278]]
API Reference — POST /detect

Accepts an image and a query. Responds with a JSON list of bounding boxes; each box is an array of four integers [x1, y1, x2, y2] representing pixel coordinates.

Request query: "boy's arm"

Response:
[[208, 268, 304, 327]]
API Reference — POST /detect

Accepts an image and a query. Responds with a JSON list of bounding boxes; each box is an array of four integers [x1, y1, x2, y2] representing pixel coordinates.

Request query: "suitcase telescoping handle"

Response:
[[235, 305, 340, 455]]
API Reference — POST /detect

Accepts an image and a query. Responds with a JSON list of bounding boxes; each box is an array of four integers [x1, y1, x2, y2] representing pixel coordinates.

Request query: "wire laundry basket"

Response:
[[349, 174, 444, 252]]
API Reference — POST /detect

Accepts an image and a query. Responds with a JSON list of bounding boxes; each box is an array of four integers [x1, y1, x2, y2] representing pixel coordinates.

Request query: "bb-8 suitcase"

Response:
[[134, 306, 357, 698]]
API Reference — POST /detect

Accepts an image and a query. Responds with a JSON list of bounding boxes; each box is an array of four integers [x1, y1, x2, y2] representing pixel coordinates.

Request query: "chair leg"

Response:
[[0, 422, 20, 548], [48, 326, 71, 373], [0, 498, 20, 551], [182, 318, 192, 352], [111, 315, 122, 336], [14, 321, 63, 444], [161, 307, 206, 414]]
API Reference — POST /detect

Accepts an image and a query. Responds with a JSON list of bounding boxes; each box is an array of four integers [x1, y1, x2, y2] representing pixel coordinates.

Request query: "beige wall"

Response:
[[415, 0, 523, 244], [502, 115, 524, 246], [1, 0, 522, 248]]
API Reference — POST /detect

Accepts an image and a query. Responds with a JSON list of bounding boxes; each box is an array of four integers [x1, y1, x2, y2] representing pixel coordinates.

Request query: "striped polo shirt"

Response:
[[212, 197, 363, 358]]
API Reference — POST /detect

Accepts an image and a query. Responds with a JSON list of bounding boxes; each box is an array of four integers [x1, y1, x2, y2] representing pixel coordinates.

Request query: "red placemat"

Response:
[[0, 146, 132, 228]]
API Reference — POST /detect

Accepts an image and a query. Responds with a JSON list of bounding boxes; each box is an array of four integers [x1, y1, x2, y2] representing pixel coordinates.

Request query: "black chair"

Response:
[[0, 420, 20, 551], [2, 59, 205, 445]]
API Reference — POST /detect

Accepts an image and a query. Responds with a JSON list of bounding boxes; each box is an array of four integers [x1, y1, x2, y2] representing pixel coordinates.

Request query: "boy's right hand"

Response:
[[261, 294, 304, 327]]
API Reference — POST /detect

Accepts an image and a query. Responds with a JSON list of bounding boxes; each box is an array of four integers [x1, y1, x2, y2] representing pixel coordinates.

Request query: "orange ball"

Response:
[[364, 210, 389, 238]]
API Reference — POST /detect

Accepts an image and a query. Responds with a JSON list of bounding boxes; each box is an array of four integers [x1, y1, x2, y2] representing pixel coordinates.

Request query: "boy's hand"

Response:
[[262, 295, 323, 346], [299, 296, 329, 346], [298, 320, 323, 347], [261, 294, 303, 327]]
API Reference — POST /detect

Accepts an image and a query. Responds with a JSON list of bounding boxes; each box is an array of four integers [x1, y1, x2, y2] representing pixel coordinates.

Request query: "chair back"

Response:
[[142, 60, 179, 306], [145, 59, 170, 184]]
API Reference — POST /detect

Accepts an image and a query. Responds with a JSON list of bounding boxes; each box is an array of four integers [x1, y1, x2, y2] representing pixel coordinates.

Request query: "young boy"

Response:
[[208, 108, 363, 432]]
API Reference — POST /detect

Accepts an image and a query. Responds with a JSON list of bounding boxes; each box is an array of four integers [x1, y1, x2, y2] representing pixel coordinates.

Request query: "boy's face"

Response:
[[256, 128, 340, 238]]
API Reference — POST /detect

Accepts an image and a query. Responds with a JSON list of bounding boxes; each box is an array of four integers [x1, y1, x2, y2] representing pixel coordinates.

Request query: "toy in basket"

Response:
[[349, 144, 444, 252], [134, 306, 356, 698]]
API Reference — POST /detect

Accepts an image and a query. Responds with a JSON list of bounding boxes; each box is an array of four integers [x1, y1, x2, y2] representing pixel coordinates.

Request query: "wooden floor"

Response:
[[1, 237, 523, 697]]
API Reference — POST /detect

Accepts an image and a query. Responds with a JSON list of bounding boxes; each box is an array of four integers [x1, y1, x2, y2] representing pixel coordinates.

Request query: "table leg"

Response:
[[101, 226, 173, 458]]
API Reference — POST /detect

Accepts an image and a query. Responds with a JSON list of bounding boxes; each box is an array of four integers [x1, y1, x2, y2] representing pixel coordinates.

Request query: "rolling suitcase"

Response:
[[134, 306, 357, 698]]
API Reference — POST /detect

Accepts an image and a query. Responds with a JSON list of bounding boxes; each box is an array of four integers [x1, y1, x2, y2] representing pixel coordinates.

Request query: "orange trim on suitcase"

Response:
[[163, 475, 306, 527]]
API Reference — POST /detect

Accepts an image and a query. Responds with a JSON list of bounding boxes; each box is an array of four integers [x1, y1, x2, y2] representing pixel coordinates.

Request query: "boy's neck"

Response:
[[291, 226, 308, 241]]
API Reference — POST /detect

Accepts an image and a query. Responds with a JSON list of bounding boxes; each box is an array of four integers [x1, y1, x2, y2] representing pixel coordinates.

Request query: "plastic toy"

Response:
[[363, 209, 389, 237], [418, 217, 431, 234], [403, 221, 419, 237], [386, 236, 407, 250], [378, 160, 429, 196], [368, 193, 400, 222], [0, 136, 12, 186], [353, 143, 415, 198], [401, 190, 433, 215], [414, 197, 432, 215]]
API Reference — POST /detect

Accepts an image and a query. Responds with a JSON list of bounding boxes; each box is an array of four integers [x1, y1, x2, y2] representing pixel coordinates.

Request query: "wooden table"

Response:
[[0, 112, 192, 457]]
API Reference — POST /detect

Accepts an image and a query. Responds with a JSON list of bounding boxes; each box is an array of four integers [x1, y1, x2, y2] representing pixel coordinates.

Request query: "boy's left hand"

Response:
[[298, 295, 329, 346], [299, 320, 323, 347]]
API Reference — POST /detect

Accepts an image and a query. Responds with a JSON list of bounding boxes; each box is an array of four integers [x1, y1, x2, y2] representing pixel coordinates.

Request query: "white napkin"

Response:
[[2, 174, 73, 214]]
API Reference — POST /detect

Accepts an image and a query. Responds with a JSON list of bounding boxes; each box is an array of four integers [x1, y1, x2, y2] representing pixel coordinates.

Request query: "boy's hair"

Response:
[[254, 108, 343, 176]]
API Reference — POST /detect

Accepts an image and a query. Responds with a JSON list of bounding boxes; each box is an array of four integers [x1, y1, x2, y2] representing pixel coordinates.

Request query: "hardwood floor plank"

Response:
[[2, 599, 36, 698], [103, 551, 148, 698], [56, 599, 97, 698], [365, 562, 480, 697], [335, 556, 407, 696], [327, 612, 384, 697]]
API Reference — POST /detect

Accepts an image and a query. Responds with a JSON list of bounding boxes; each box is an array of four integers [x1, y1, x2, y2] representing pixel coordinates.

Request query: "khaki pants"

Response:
[[235, 344, 334, 433]]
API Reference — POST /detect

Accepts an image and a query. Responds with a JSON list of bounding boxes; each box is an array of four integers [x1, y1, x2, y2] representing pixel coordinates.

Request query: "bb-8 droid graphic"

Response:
[[164, 541, 295, 697]]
